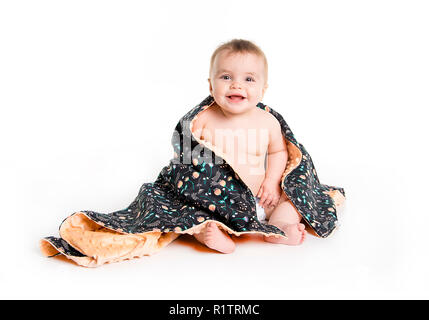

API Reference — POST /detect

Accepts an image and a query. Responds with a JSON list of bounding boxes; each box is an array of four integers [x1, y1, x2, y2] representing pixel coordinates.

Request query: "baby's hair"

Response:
[[209, 39, 268, 83]]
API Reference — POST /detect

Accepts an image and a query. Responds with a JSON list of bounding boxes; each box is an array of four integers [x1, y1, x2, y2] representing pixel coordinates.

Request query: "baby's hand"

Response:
[[256, 178, 282, 209]]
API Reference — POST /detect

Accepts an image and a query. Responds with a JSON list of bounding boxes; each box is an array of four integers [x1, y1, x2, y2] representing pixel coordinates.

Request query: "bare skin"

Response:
[[263, 194, 307, 245], [191, 50, 307, 253], [193, 222, 235, 254]]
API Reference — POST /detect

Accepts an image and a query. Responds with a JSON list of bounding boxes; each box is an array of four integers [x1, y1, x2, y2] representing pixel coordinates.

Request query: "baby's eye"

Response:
[[221, 75, 231, 80], [246, 77, 255, 82]]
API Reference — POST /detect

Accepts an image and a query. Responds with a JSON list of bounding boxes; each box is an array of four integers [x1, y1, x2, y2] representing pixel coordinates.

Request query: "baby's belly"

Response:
[[196, 134, 267, 196], [230, 154, 266, 197]]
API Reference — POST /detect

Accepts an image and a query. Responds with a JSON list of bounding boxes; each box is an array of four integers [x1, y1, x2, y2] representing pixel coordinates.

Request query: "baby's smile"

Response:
[[226, 94, 246, 103]]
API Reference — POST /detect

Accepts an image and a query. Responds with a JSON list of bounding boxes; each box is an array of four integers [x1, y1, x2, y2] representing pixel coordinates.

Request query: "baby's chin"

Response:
[[215, 97, 257, 114]]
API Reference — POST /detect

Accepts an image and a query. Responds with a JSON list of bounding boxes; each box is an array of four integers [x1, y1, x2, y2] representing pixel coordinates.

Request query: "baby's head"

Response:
[[208, 39, 268, 116]]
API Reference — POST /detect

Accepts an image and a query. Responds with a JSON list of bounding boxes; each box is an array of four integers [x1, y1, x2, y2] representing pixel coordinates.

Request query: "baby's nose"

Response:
[[230, 81, 242, 89]]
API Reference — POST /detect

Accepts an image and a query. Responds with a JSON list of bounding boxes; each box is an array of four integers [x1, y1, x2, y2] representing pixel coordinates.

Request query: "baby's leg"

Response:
[[263, 194, 307, 245], [193, 222, 235, 254]]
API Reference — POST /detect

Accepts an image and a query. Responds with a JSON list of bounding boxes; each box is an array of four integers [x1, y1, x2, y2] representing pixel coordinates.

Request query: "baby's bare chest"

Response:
[[201, 121, 270, 158]]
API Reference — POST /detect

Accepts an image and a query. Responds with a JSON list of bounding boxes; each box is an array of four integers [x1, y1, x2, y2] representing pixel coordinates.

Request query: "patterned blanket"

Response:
[[40, 95, 346, 267]]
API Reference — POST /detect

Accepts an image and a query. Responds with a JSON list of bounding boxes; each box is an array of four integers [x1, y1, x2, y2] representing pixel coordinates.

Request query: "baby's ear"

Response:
[[208, 78, 213, 95], [262, 83, 268, 97]]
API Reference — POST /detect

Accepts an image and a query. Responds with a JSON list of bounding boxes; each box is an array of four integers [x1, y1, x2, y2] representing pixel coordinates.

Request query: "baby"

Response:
[[191, 39, 307, 253]]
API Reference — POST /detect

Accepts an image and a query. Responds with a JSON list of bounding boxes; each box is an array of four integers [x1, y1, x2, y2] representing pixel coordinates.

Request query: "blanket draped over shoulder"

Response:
[[40, 96, 346, 267]]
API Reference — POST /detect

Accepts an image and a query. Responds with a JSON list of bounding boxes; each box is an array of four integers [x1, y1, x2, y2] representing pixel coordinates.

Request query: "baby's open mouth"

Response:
[[227, 95, 246, 102]]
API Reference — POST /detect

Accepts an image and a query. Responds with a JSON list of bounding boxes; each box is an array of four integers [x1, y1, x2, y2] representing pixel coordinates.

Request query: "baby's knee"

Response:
[[265, 193, 289, 214], [268, 202, 301, 225]]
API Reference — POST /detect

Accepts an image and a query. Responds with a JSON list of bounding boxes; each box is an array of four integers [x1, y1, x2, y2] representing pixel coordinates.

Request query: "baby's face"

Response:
[[209, 50, 267, 116]]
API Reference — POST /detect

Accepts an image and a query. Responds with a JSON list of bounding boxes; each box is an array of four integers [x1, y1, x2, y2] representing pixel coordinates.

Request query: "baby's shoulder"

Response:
[[192, 104, 217, 132], [253, 107, 281, 130]]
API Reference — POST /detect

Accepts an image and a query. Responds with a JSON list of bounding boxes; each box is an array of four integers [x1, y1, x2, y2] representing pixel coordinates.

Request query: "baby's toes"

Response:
[[205, 222, 215, 232], [300, 230, 307, 244], [204, 222, 217, 235], [297, 223, 306, 232]]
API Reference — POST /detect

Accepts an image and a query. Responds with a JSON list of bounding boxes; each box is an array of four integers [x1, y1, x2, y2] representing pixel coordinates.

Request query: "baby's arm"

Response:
[[257, 121, 288, 208]]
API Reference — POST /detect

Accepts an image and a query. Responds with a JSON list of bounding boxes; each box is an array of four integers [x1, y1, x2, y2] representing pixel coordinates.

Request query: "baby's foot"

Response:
[[264, 223, 307, 245], [200, 222, 235, 254]]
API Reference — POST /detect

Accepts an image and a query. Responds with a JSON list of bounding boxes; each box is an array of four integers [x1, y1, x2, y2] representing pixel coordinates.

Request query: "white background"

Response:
[[1, 0, 428, 299]]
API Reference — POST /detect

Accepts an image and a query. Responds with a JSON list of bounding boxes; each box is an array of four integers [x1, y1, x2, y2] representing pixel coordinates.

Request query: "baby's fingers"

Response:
[[261, 193, 273, 209], [259, 191, 269, 208], [267, 196, 275, 208], [268, 196, 277, 208], [272, 196, 280, 207], [257, 187, 263, 199]]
